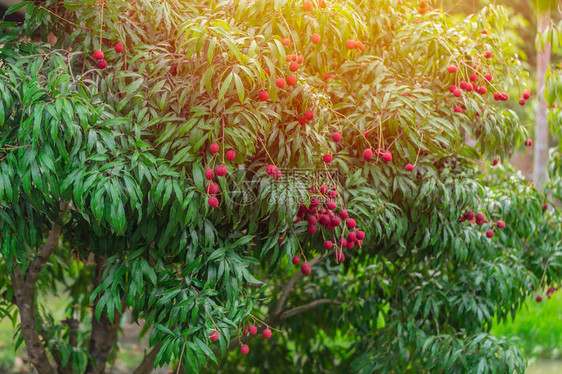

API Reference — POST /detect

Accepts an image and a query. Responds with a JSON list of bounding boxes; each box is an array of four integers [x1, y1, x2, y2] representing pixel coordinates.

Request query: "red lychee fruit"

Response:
[[297, 55, 304, 63], [346, 218, 357, 229], [276, 78, 286, 88], [287, 75, 297, 85], [286, 55, 294, 62], [356, 230, 365, 240], [482, 30, 488, 34], [311, 33, 321, 44], [326, 200, 337, 210], [405, 163, 414, 171], [519, 98, 526, 106], [98, 59, 108, 69], [330, 216, 341, 227], [323, 153, 333, 163], [210, 331, 219, 342], [492, 159, 498, 166], [332, 133, 342, 142], [334, 250, 345, 264], [249, 325, 258, 335], [356, 41, 366, 51], [527, 139, 533, 147], [262, 328, 272, 339], [484, 73, 492, 82], [324, 240, 333, 249], [347, 231, 357, 242], [478, 86, 487, 95], [536, 295, 542, 302], [93, 50, 104, 60], [486, 230, 494, 238], [298, 116, 307, 125], [447, 65, 458, 73], [523, 89, 531, 100], [289, 62, 300, 72], [453, 89, 462, 97], [363, 148, 373, 160], [303, 1, 313, 10], [207, 183, 219, 194], [240, 344, 249, 355], [339, 210, 349, 219], [346, 39, 356, 49], [304, 110, 314, 121], [484, 51, 492, 58], [114, 43, 124, 53], [266, 165, 275, 175], [208, 197, 219, 208], [226, 149, 236, 161], [282, 38, 291, 46], [318, 0, 326, 7], [454, 106, 463, 113], [382, 151, 392, 162], [497, 220, 505, 229], [301, 263, 311, 276], [460, 81, 468, 90], [205, 168, 215, 180], [543, 203, 548, 211], [308, 224, 317, 234], [324, 73, 333, 81], [449, 85, 457, 93], [215, 165, 227, 177], [209, 143, 219, 153], [258, 90, 269, 101], [264, 67, 271, 76], [470, 73, 477, 81]]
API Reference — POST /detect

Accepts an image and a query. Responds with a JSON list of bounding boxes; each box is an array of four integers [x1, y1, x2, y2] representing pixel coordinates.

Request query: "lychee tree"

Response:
[[0, 1, 561, 373]]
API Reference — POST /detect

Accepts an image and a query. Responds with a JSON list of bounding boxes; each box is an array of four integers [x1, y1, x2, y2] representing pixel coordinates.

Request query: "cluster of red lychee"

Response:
[[303, 0, 326, 11], [418, 0, 429, 15], [345, 39, 366, 51], [298, 109, 315, 125], [205, 143, 237, 208], [209, 323, 273, 355], [93, 42, 124, 69], [536, 286, 559, 303], [459, 211, 505, 238]]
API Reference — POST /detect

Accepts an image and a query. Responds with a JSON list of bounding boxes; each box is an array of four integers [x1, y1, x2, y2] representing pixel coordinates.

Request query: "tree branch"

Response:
[[279, 298, 341, 320], [132, 343, 162, 374]]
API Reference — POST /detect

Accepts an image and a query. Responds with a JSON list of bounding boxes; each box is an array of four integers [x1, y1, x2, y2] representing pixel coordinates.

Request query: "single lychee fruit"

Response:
[[356, 230, 365, 240], [93, 50, 104, 60], [339, 210, 349, 219], [264, 67, 271, 76], [527, 139, 533, 147], [304, 110, 314, 121], [497, 220, 505, 229], [289, 62, 300, 72], [303, 0, 313, 10], [543, 203, 548, 211], [323, 154, 333, 163], [453, 89, 462, 97], [470, 73, 477, 81], [346, 218, 357, 229], [523, 89, 531, 100], [482, 30, 488, 34], [347, 231, 357, 242], [454, 106, 463, 113], [332, 133, 342, 142], [98, 59, 108, 69], [405, 163, 414, 171], [308, 224, 318, 234], [484, 73, 492, 82], [208, 197, 219, 208], [287, 75, 297, 85], [326, 200, 337, 210], [226, 149, 236, 161], [466, 83, 474, 92], [311, 33, 321, 44], [484, 51, 492, 58], [323, 73, 333, 81], [249, 325, 258, 335], [449, 85, 457, 93], [262, 328, 272, 339], [447, 65, 458, 73], [282, 38, 291, 46], [519, 98, 526, 106], [215, 165, 227, 177], [363, 148, 373, 160], [207, 183, 219, 195], [478, 86, 487, 95], [114, 42, 124, 53], [266, 165, 275, 175], [298, 116, 308, 125], [276, 78, 286, 88], [334, 250, 345, 264], [209, 143, 219, 153], [240, 344, 249, 355], [205, 168, 215, 180], [492, 159, 498, 166], [382, 151, 392, 162], [286, 54, 294, 62], [301, 263, 311, 276], [486, 230, 494, 238], [346, 39, 356, 49], [324, 240, 333, 249], [258, 90, 269, 101], [356, 41, 366, 51], [210, 331, 219, 342], [536, 295, 542, 303]]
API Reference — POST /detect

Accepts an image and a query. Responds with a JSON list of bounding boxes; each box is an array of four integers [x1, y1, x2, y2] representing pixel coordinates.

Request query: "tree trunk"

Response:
[[85, 255, 122, 374], [534, 7, 551, 187]]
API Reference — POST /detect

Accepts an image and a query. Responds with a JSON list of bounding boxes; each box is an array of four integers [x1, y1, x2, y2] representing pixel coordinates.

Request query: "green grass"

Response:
[[491, 291, 562, 359]]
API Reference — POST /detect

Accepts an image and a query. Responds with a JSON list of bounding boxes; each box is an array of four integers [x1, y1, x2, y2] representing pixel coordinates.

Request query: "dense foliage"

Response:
[[0, 0, 561, 373]]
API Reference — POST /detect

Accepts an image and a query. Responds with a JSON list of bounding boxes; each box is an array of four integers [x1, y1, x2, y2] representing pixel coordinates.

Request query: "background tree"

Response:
[[0, 1, 561, 373]]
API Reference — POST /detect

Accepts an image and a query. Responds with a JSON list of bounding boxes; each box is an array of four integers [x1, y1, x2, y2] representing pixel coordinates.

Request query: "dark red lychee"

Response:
[[497, 220, 505, 229], [301, 263, 311, 276], [334, 250, 345, 264], [262, 328, 272, 339], [208, 197, 219, 208], [304, 110, 314, 120], [363, 148, 373, 160], [210, 331, 219, 342], [240, 344, 249, 355], [486, 230, 494, 238], [332, 133, 342, 142], [324, 240, 333, 249], [93, 50, 104, 60], [292, 255, 300, 265], [98, 59, 108, 69], [287, 75, 297, 85], [258, 90, 269, 101], [382, 151, 392, 162], [405, 163, 414, 171], [249, 325, 258, 335], [226, 149, 236, 160], [323, 154, 333, 163], [114, 43, 124, 53], [215, 165, 227, 177], [276, 78, 286, 88], [289, 61, 300, 72], [207, 183, 219, 194], [447, 65, 458, 73], [205, 168, 215, 180]]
